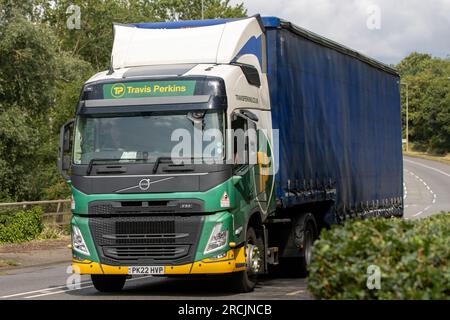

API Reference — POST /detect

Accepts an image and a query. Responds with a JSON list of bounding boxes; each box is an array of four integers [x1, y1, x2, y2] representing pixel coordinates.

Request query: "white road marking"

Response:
[[24, 285, 94, 299], [404, 159, 450, 178], [405, 169, 437, 217], [403, 181, 408, 200], [22, 275, 154, 299], [1, 275, 153, 299], [286, 289, 305, 296], [413, 211, 423, 217], [0, 281, 91, 298]]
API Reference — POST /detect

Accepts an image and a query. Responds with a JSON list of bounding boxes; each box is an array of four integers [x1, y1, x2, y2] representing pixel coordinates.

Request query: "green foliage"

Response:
[[0, 259, 19, 267], [0, 12, 59, 201], [0, 207, 44, 243], [38, 224, 69, 240], [0, 106, 40, 201], [37, 0, 246, 70], [0, 14, 57, 114], [308, 213, 450, 300], [398, 53, 450, 154], [157, 0, 247, 21]]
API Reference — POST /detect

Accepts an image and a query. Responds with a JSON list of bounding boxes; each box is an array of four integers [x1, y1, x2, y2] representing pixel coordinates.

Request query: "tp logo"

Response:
[[111, 83, 126, 98], [66, 5, 81, 30], [366, 4, 381, 30], [366, 265, 381, 290]]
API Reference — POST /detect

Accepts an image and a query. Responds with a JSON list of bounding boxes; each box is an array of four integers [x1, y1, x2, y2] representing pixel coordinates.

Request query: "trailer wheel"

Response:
[[91, 275, 126, 292], [282, 213, 318, 277], [298, 219, 316, 276], [229, 227, 263, 293]]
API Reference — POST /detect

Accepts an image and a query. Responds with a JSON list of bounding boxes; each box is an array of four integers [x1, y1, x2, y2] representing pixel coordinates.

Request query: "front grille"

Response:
[[116, 220, 175, 235], [90, 204, 113, 215], [89, 215, 203, 266], [88, 199, 204, 215], [103, 245, 189, 260]]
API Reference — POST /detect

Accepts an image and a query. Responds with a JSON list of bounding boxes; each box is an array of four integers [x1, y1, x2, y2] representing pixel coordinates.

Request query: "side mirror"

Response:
[[63, 129, 71, 152], [58, 119, 75, 180]]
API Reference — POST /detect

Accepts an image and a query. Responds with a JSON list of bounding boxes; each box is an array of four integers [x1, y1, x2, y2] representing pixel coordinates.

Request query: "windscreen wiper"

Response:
[[152, 157, 215, 174], [152, 157, 173, 174], [86, 158, 148, 175]]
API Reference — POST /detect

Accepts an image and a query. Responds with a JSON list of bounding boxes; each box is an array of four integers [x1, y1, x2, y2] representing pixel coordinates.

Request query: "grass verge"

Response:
[[404, 151, 450, 166], [0, 259, 20, 267]]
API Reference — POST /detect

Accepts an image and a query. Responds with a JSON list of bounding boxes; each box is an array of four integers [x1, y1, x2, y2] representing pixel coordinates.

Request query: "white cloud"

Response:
[[231, 0, 450, 64]]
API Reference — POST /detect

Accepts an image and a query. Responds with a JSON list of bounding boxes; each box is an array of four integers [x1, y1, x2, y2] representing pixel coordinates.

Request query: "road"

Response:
[[403, 156, 450, 219], [0, 263, 311, 300], [0, 156, 448, 300]]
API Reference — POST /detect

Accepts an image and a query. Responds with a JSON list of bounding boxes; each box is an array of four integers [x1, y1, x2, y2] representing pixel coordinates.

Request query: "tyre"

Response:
[[229, 227, 264, 293], [91, 274, 127, 292], [297, 219, 316, 277], [281, 213, 318, 277]]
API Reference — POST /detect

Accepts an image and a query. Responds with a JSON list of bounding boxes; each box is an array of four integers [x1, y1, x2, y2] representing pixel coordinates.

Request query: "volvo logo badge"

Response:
[[138, 179, 151, 191], [115, 176, 174, 193]]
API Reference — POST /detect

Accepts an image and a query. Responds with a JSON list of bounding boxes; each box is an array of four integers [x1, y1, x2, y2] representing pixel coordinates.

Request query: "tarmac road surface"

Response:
[[0, 263, 311, 300], [403, 156, 450, 219]]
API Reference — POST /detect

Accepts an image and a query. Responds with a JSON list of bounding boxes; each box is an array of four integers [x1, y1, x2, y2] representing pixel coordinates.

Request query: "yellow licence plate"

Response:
[[128, 266, 165, 275]]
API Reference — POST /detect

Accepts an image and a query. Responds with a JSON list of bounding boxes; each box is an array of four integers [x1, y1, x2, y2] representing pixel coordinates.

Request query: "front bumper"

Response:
[[72, 247, 246, 275]]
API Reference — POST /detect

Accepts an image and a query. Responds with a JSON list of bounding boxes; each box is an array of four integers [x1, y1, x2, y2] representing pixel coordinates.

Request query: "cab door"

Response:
[[230, 110, 274, 216]]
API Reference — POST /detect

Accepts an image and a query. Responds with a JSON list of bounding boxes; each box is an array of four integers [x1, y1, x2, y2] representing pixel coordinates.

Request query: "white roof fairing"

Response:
[[111, 17, 263, 70]]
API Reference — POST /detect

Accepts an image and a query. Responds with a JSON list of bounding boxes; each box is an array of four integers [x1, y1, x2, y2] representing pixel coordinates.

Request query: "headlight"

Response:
[[72, 225, 90, 256], [204, 223, 228, 254]]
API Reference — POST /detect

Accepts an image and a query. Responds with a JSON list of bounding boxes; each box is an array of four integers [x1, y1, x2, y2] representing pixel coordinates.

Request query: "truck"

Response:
[[58, 15, 403, 293]]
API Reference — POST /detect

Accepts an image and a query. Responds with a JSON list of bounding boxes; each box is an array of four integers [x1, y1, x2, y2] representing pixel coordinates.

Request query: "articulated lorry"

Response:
[[58, 16, 403, 293]]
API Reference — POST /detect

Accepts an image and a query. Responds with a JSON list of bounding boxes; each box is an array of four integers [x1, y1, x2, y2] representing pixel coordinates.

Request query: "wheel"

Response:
[[280, 214, 318, 277], [229, 227, 264, 293], [297, 220, 316, 277], [91, 274, 126, 292]]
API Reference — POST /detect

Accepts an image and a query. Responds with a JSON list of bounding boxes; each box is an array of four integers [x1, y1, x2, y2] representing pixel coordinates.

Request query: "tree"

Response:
[[0, 14, 56, 115], [0, 11, 58, 201], [156, 0, 247, 21], [37, 0, 246, 70], [398, 53, 450, 154], [0, 6, 92, 201], [396, 53, 433, 77]]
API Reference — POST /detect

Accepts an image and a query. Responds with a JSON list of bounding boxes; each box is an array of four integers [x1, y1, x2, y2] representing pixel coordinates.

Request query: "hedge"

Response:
[[308, 213, 450, 299], [0, 207, 44, 243]]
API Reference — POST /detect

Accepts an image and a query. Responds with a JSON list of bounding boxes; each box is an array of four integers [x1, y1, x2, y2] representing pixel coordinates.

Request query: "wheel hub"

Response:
[[246, 244, 262, 274]]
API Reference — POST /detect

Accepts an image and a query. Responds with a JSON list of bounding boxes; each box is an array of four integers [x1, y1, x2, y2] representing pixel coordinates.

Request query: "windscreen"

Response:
[[73, 110, 225, 165]]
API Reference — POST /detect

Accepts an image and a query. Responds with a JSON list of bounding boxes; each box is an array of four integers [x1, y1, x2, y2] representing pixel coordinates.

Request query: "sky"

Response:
[[230, 0, 450, 65]]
